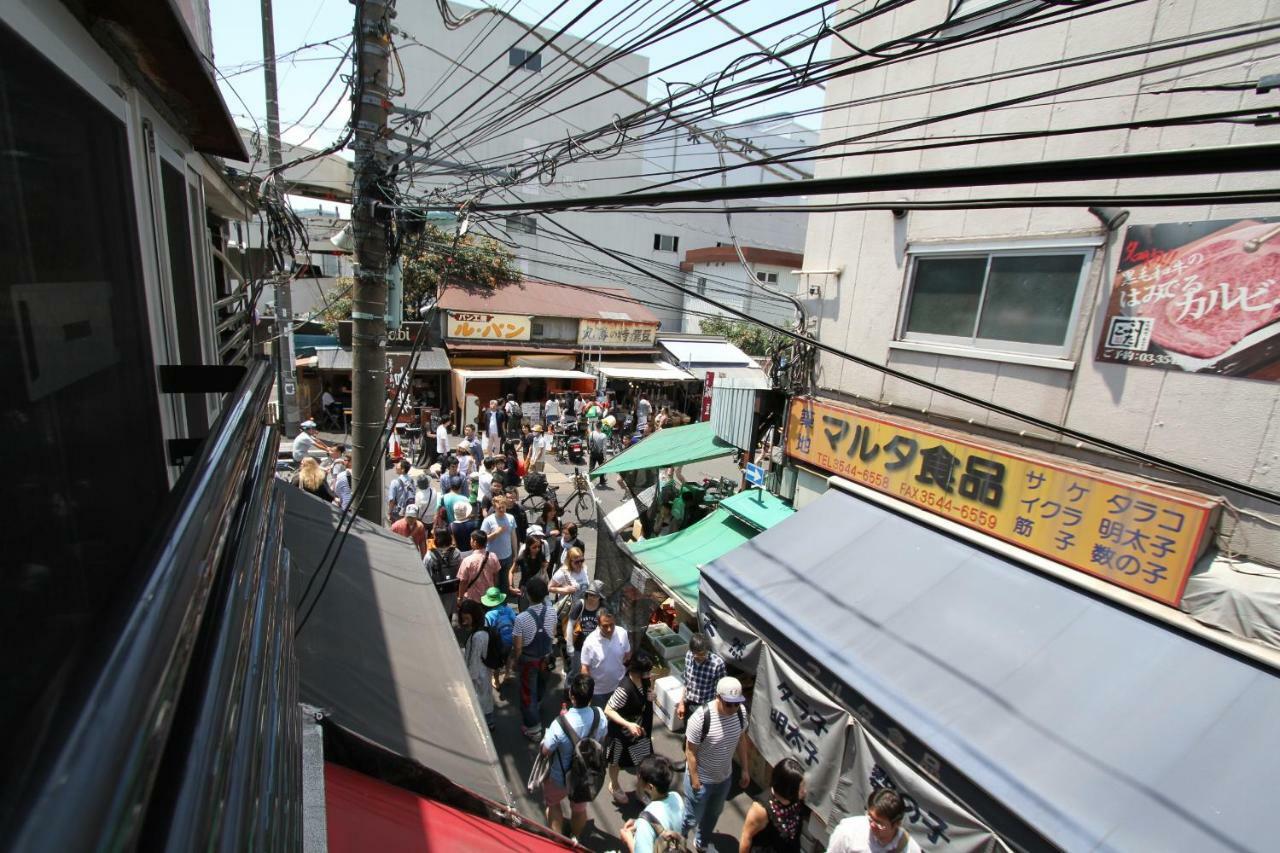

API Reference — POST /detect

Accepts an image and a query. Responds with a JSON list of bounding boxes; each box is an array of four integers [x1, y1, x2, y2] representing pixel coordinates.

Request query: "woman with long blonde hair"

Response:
[[297, 457, 337, 504]]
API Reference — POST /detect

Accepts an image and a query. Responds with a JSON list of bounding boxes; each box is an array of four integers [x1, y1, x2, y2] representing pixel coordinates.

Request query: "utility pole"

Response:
[[260, 0, 300, 434], [350, 0, 395, 522]]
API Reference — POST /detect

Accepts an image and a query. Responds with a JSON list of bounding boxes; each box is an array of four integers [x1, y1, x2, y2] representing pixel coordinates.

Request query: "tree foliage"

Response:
[[697, 316, 789, 357], [320, 222, 520, 331]]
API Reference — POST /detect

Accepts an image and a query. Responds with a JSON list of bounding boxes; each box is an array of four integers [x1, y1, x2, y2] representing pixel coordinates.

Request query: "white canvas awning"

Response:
[[452, 366, 594, 382], [596, 361, 696, 382]]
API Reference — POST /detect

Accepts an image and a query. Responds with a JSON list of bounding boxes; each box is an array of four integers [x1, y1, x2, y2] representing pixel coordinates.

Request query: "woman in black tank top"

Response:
[[741, 757, 810, 853]]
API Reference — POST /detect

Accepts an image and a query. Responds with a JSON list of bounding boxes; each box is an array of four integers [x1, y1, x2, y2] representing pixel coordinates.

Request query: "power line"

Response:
[[446, 140, 1280, 213], [535, 214, 1280, 507]]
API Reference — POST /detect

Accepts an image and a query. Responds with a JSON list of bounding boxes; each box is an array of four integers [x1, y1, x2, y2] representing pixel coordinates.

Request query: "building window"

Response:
[[653, 234, 679, 252], [319, 253, 340, 276], [1, 20, 168, 783], [508, 47, 542, 72], [506, 214, 538, 235], [900, 244, 1093, 357], [696, 276, 707, 295], [755, 271, 779, 284]]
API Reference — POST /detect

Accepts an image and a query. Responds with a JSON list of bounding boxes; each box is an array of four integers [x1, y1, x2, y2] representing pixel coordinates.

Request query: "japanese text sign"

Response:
[[577, 319, 658, 346], [446, 311, 531, 341], [1095, 218, 1280, 379], [786, 397, 1218, 606], [750, 645, 851, 823]]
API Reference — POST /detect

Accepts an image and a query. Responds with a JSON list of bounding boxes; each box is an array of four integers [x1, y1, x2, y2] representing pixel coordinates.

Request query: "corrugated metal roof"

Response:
[[438, 280, 660, 323]]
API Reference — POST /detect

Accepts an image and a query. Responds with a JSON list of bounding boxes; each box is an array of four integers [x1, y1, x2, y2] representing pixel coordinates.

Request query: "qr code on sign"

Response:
[[1106, 317, 1154, 351]]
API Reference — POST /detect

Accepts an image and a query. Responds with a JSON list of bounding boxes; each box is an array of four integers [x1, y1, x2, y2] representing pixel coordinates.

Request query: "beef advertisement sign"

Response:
[[1095, 218, 1280, 380]]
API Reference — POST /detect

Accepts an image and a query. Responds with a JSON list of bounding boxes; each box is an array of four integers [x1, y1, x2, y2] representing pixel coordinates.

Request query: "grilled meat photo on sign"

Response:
[[1126, 220, 1280, 358]]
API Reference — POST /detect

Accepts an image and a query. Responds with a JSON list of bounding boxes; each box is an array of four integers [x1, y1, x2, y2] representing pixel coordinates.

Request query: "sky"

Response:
[[211, 0, 831, 159]]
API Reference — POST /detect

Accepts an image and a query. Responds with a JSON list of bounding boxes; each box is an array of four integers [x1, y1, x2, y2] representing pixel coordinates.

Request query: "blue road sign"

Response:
[[744, 462, 765, 487]]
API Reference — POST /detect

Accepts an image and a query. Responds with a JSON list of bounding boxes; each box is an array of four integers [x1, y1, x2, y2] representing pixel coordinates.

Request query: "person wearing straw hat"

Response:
[[527, 422, 549, 474], [449, 500, 478, 559]]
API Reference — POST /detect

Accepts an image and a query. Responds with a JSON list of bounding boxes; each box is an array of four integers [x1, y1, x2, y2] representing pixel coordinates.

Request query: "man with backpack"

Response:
[[386, 459, 414, 523], [683, 677, 751, 853], [513, 576, 560, 741], [621, 755, 686, 853], [540, 672, 608, 840]]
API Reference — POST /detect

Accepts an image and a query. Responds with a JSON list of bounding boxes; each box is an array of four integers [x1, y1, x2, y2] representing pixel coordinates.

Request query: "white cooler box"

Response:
[[653, 674, 685, 733]]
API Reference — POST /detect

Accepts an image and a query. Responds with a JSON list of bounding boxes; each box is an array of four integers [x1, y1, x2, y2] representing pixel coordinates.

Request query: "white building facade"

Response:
[[800, 0, 1280, 566], [393, 4, 812, 328]]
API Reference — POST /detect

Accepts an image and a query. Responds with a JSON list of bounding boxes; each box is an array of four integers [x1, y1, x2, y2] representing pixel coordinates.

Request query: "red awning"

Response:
[[325, 763, 573, 853]]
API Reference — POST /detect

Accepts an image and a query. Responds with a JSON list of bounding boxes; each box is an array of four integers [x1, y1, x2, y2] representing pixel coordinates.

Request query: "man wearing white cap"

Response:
[[292, 420, 332, 464], [682, 676, 750, 853]]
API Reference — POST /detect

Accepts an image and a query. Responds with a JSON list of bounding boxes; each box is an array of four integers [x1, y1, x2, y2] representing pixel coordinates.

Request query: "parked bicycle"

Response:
[[519, 468, 596, 525]]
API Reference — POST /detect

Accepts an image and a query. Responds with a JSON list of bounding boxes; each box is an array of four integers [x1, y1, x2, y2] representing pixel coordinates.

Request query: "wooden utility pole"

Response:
[[350, 0, 395, 522], [260, 0, 300, 433]]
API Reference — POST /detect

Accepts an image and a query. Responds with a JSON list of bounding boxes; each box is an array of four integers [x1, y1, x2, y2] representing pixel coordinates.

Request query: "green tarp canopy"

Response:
[[593, 421, 736, 477], [719, 488, 794, 531], [625, 508, 755, 612]]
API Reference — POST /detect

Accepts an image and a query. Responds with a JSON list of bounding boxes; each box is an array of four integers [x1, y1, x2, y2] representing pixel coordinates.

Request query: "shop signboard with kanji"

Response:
[[785, 397, 1218, 606], [577, 319, 658, 346], [1095, 217, 1280, 379], [446, 311, 531, 341]]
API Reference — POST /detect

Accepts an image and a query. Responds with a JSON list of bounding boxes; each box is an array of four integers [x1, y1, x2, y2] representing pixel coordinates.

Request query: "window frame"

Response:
[[508, 47, 542, 72], [653, 233, 678, 252], [897, 237, 1100, 360]]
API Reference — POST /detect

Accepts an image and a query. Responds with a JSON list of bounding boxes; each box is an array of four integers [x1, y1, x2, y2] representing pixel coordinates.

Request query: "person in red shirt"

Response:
[[390, 503, 429, 557]]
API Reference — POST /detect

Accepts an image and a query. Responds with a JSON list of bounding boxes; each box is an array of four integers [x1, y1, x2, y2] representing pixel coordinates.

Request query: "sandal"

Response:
[[610, 785, 629, 805]]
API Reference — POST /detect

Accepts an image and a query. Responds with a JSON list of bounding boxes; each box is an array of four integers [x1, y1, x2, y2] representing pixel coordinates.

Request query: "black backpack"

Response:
[[557, 708, 607, 801], [697, 703, 747, 742], [481, 625, 507, 670]]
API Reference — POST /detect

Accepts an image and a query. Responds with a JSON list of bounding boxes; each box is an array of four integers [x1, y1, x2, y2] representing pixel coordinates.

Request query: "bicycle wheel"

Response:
[[568, 491, 595, 525]]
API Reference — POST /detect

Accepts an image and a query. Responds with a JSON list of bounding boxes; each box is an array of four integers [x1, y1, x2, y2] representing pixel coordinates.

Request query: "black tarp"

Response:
[[703, 487, 1280, 852], [280, 483, 511, 808]]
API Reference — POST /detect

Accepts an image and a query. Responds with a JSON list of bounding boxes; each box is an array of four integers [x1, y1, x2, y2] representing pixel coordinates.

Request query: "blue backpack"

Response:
[[486, 606, 516, 649]]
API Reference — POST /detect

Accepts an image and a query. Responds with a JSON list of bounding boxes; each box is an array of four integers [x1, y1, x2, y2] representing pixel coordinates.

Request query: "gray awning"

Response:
[[703, 488, 1280, 852], [281, 483, 511, 807]]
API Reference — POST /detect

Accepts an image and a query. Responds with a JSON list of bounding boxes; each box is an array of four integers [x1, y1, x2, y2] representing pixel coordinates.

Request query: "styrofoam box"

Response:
[[652, 633, 689, 661], [645, 623, 674, 642], [653, 675, 685, 733]]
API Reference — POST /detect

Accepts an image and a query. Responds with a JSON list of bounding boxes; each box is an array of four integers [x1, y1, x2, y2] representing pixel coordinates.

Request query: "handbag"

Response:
[[526, 749, 551, 792], [626, 735, 654, 764]]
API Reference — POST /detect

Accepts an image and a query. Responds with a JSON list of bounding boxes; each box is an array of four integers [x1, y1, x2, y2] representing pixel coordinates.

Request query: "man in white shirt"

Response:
[[543, 395, 560, 428], [683, 677, 750, 852], [435, 414, 452, 464], [528, 423, 549, 473], [579, 606, 630, 707], [291, 420, 331, 464], [636, 396, 652, 430], [827, 788, 922, 853]]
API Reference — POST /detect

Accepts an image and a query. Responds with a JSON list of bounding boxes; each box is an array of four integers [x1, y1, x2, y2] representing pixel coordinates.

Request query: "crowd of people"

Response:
[[289, 405, 922, 853]]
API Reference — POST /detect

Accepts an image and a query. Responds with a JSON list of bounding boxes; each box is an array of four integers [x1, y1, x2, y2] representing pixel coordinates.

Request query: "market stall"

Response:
[[701, 482, 1280, 851], [450, 365, 595, 428]]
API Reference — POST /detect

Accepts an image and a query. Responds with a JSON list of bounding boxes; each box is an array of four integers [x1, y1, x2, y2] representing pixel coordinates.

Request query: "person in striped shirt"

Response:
[[683, 676, 750, 852]]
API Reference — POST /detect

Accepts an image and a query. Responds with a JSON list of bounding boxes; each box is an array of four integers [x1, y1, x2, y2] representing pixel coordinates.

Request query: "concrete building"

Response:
[[679, 245, 806, 333], [392, 2, 811, 328], [796, 0, 1280, 575]]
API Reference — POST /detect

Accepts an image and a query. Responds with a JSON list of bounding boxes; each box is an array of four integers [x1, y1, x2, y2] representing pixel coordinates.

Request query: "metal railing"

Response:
[[8, 360, 300, 851]]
